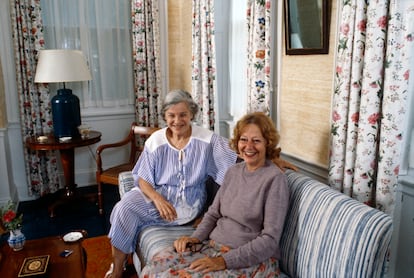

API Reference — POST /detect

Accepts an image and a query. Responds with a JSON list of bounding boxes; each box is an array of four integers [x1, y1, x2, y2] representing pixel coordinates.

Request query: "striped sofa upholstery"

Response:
[[279, 170, 392, 278], [118, 170, 392, 277]]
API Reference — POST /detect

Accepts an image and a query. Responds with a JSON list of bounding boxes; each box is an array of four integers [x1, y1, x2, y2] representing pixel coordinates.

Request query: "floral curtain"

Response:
[[10, 0, 59, 196], [131, 0, 163, 127], [245, 0, 272, 114], [192, 0, 217, 130], [329, 0, 412, 214]]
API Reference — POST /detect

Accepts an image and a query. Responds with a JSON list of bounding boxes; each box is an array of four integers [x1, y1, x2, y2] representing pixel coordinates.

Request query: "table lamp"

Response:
[[34, 49, 92, 138]]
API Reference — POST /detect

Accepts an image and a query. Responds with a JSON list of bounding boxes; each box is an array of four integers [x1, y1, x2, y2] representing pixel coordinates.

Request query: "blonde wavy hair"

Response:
[[229, 112, 280, 160]]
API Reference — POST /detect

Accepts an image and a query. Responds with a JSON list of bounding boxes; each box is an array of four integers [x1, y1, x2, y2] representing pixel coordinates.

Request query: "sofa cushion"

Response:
[[280, 170, 393, 278], [137, 225, 195, 265]]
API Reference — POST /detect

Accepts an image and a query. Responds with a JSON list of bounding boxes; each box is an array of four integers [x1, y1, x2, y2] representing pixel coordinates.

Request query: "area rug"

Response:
[[83, 235, 137, 278]]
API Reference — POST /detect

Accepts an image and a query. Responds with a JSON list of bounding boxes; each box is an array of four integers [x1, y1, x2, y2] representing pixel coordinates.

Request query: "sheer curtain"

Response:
[[40, 0, 134, 109], [399, 5, 414, 175], [229, 0, 247, 122]]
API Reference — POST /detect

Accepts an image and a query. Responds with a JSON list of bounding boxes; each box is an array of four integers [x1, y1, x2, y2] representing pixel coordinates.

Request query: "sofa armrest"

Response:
[[281, 170, 393, 278], [118, 171, 135, 198]]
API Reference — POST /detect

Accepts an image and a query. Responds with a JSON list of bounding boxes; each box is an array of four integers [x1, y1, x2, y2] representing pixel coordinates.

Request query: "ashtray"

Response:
[[78, 125, 91, 139], [62, 231, 83, 243]]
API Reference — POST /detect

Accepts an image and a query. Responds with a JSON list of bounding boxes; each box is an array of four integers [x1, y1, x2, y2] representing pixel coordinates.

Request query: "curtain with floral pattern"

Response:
[[192, 0, 217, 130], [329, 0, 412, 214], [131, 0, 163, 127], [10, 0, 60, 196], [246, 0, 272, 115]]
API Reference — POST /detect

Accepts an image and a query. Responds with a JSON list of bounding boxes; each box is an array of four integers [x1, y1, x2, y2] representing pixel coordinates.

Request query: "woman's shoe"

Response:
[[104, 263, 114, 278], [104, 261, 127, 278]]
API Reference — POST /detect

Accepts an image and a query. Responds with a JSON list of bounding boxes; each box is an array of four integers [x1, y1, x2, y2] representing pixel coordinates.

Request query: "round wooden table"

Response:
[[25, 131, 101, 217]]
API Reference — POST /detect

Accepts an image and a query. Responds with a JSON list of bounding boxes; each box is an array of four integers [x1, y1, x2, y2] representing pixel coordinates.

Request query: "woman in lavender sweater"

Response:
[[141, 112, 289, 277]]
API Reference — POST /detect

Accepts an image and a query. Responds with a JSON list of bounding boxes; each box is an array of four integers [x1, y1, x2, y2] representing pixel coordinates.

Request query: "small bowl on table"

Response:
[[78, 125, 91, 139]]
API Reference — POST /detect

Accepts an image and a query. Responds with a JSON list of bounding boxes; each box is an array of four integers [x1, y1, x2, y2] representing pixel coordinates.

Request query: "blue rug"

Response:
[[14, 184, 120, 240]]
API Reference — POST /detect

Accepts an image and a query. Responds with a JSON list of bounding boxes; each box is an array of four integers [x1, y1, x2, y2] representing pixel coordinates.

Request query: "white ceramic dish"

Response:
[[37, 136, 48, 143], [63, 231, 83, 243], [59, 137, 72, 142]]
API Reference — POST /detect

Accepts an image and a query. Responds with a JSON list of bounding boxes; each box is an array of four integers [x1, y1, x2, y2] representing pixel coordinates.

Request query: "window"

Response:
[[399, 2, 414, 175], [401, 48, 414, 174], [40, 0, 134, 111]]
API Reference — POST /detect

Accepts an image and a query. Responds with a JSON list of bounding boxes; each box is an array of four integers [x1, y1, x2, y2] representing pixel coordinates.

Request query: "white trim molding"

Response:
[[281, 153, 329, 184]]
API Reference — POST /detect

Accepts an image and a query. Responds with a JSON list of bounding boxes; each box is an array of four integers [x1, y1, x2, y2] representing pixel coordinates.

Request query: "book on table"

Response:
[[18, 255, 50, 277]]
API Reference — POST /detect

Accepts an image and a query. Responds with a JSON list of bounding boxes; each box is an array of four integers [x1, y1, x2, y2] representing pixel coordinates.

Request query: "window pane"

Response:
[[40, 0, 134, 108]]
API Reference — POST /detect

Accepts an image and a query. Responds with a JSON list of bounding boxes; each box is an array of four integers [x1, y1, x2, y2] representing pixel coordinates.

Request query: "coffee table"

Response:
[[0, 236, 86, 277]]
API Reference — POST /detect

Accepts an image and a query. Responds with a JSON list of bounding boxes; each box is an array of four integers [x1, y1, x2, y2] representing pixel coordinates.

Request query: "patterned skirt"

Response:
[[141, 240, 282, 278]]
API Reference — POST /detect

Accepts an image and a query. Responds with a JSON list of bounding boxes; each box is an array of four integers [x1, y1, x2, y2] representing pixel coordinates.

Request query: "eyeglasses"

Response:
[[186, 242, 206, 253]]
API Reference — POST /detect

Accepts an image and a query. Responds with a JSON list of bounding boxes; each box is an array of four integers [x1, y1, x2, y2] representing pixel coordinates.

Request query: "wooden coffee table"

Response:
[[0, 236, 86, 277]]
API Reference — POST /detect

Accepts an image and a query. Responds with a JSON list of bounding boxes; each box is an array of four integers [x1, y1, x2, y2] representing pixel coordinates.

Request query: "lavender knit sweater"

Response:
[[191, 159, 289, 269]]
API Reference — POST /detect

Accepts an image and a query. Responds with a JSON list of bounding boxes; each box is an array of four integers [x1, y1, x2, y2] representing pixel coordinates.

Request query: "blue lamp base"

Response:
[[51, 88, 81, 138]]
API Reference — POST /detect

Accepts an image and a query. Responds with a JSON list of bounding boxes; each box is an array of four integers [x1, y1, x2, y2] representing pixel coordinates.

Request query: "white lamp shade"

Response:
[[34, 49, 92, 83]]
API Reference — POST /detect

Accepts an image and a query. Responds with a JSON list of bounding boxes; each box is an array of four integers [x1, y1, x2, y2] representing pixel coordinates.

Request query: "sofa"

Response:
[[118, 170, 393, 278]]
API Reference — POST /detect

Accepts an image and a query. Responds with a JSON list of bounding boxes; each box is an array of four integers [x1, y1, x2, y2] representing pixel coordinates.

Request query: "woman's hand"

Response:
[[138, 178, 177, 221], [174, 236, 200, 253], [153, 196, 177, 222], [272, 156, 298, 172], [190, 256, 226, 273]]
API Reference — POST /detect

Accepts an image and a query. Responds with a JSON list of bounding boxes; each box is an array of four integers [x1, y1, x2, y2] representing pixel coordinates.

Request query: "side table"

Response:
[[0, 236, 86, 277], [25, 131, 102, 217]]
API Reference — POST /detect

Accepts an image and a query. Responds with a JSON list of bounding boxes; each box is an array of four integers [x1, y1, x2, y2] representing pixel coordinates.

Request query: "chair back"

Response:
[[95, 122, 159, 214], [129, 124, 160, 164]]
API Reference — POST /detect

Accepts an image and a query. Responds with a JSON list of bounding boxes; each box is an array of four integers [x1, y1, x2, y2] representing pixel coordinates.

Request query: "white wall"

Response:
[[0, 128, 15, 204]]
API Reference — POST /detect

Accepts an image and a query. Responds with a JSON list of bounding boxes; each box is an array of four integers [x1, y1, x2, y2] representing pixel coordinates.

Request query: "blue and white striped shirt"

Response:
[[132, 124, 237, 222]]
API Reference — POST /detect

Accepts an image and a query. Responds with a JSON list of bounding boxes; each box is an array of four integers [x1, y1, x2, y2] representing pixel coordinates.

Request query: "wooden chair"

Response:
[[0, 220, 6, 235], [95, 123, 159, 215]]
